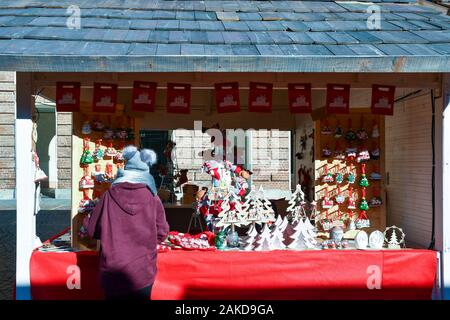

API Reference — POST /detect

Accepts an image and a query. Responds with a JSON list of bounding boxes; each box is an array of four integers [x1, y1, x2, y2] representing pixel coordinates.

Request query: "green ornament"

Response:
[[347, 173, 356, 184], [359, 174, 369, 187], [359, 198, 369, 211], [80, 150, 94, 165], [335, 172, 344, 184], [345, 130, 356, 142], [215, 230, 227, 250], [93, 148, 104, 161], [126, 128, 135, 141]]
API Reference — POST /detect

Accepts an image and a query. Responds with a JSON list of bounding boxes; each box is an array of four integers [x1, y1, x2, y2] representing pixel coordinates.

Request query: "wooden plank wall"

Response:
[[385, 89, 437, 248]]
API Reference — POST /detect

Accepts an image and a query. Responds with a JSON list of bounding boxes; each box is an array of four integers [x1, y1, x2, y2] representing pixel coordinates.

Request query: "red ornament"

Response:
[[326, 84, 350, 114], [166, 83, 191, 114], [215, 82, 240, 113], [132, 81, 157, 112], [93, 83, 117, 113], [288, 83, 312, 113], [371, 84, 395, 116], [56, 82, 80, 112], [248, 82, 273, 113]]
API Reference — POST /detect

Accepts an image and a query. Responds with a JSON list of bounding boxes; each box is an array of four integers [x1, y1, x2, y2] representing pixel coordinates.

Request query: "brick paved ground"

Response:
[[0, 199, 70, 300]]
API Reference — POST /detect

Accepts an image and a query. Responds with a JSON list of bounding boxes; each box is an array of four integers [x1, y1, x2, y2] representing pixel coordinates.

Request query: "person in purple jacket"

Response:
[[85, 145, 169, 300]]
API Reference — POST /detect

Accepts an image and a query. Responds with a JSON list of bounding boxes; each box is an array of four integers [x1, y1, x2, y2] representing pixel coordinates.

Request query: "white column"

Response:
[[439, 73, 450, 300], [15, 72, 35, 300]]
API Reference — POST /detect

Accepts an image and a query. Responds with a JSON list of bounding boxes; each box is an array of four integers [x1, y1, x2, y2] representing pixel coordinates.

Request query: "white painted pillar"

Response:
[[439, 73, 450, 300], [15, 72, 36, 300]]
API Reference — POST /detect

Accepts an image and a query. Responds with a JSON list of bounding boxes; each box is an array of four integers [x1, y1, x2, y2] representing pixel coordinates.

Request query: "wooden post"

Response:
[[15, 72, 36, 300], [438, 73, 450, 299]]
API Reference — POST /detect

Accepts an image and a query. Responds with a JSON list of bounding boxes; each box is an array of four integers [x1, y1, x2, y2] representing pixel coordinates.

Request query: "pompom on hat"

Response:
[[113, 145, 158, 195]]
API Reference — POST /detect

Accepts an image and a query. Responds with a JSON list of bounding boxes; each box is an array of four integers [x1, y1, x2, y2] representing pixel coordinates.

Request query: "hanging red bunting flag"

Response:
[[371, 84, 396, 116], [92, 83, 117, 113], [166, 83, 191, 114], [288, 83, 312, 114], [215, 82, 240, 113], [56, 82, 80, 112], [326, 84, 350, 114], [248, 82, 273, 113], [132, 81, 157, 112]]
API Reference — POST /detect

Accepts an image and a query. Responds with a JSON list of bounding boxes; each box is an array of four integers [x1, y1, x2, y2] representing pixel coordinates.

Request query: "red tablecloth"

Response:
[[30, 249, 437, 300]]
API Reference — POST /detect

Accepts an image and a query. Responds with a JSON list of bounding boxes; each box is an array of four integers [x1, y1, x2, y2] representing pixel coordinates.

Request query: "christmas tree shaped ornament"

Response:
[[371, 119, 380, 138], [321, 188, 334, 209], [384, 226, 405, 249], [242, 224, 259, 251], [334, 141, 345, 160], [369, 187, 383, 208], [303, 216, 317, 239], [80, 137, 94, 166], [321, 120, 333, 136], [357, 145, 370, 163], [359, 164, 369, 187], [356, 115, 369, 141], [345, 118, 356, 142], [270, 224, 286, 250], [253, 224, 272, 251], [359, 187, 369, 211], [322, 164, 334, 184], [334, 119, 343, 138], [286, 184, 305, 222], [81, 116, 92, 135], [257, 186, 276, 224], [322, 145, 332, 158], [347, 187, 356, 210], [105, 140, 117, 157], [335, 186, 345, 204], [347, 164, 356, 184], [288, 219, 318, 250], [93, 139, 104, 161], [370, 165, 382, 180]]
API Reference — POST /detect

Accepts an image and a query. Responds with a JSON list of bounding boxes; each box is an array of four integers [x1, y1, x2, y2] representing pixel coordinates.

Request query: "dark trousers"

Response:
[[105, 284, 153, 300]]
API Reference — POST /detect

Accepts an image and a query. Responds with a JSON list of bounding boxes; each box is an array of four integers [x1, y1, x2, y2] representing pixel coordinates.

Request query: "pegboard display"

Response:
[[71, 103, 140, 250], [314, 109, 386, 235]]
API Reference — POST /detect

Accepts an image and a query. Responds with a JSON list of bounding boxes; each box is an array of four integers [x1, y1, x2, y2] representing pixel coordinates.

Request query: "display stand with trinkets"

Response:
[[315, 109, 386, 243]]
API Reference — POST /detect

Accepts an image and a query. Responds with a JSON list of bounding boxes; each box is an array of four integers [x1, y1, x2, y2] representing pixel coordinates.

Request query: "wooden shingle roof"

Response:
[[0, 0, 449, 72]]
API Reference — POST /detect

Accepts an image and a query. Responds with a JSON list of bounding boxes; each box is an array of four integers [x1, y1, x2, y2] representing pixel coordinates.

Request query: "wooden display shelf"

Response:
[[314, 108, 386, 235]]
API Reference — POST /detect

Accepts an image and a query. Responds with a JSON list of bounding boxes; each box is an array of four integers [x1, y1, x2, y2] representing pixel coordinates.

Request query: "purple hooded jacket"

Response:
[[86, 182, 169, 295]]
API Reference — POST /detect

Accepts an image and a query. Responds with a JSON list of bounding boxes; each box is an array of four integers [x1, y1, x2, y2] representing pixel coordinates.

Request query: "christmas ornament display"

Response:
[[347, 187, 356, 210], [322, 145, 332, 158], [334, 142, 345, 160], [355, 230, 368, 249], [335, 186, 345, 204], [80, 138, 94, 166], [322, 165, 334, 183], [369, 188, 383, 208], [359, 188, 369, 211], [93, 139, 104, 161], [334, 120, 343, 138], [92, 118, 104, 131], [345, 119, 356, 142], [79, 167, 95, 189], [371, 122, 380, 138], [359, 164, 369, 187], [384, 226, 405, 249], [81, 120, 92, 135], [105, 141, 117, 157], [78, 190, 95, 213], [369, 230, 384, 249], [92, 164, 106, 183], [321, 189, 334, 209], [357, 146, 370, 163], [347, 164, 356, 184], [321, 121, 333, 135]]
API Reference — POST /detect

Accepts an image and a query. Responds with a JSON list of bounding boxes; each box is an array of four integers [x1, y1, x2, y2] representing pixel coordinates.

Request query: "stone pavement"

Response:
[[0, 198, 70, 300]]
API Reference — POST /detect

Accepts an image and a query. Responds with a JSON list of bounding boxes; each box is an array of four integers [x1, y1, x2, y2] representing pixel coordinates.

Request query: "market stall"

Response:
[[24, 72, 441, 300]]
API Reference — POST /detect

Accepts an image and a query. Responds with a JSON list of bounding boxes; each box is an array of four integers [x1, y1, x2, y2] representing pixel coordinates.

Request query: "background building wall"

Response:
[[0, 72, 15, 199]]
